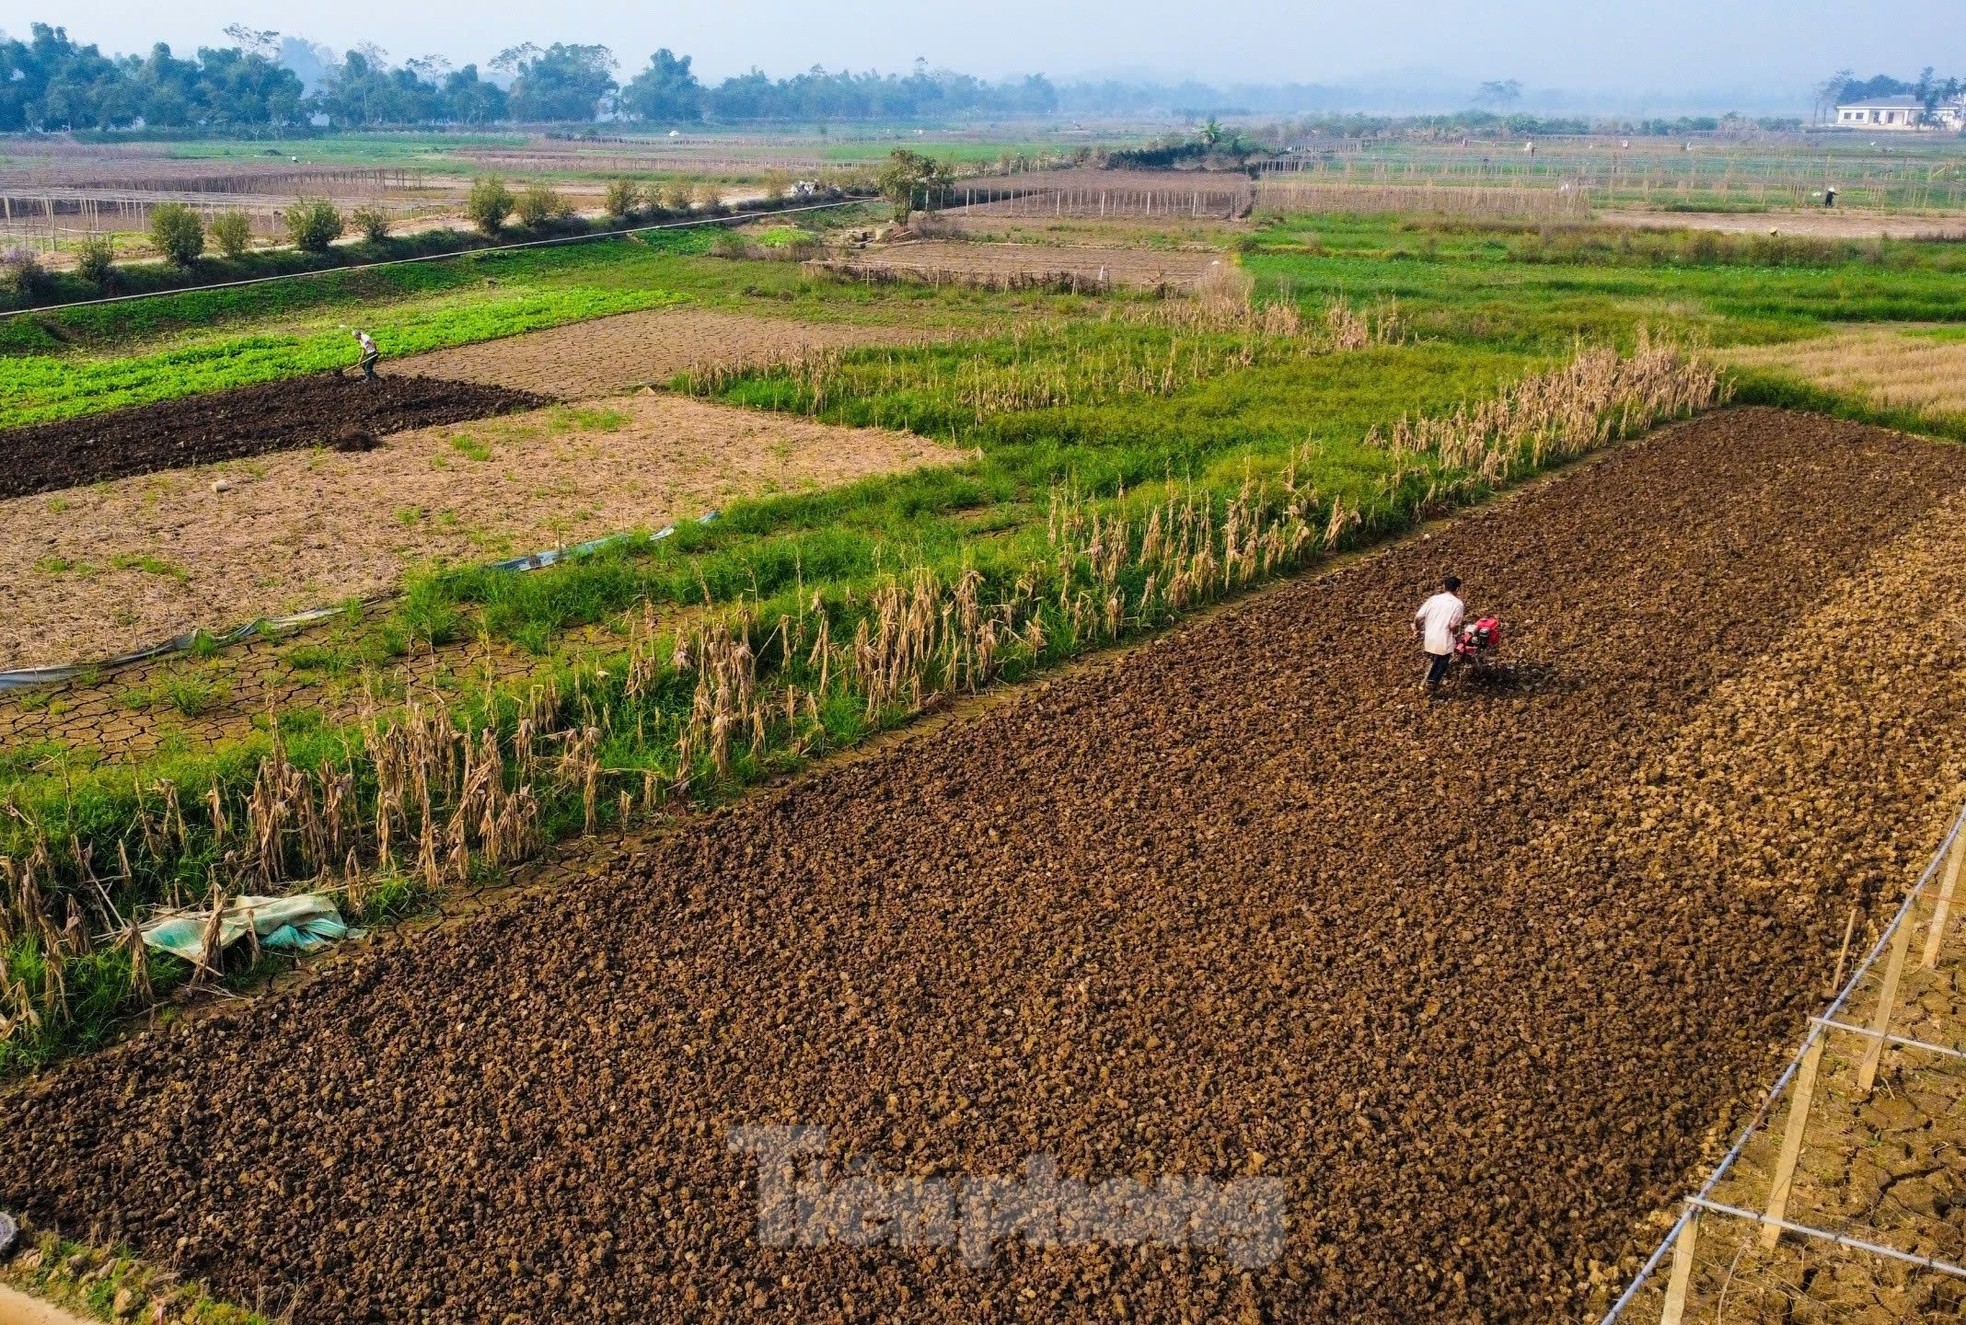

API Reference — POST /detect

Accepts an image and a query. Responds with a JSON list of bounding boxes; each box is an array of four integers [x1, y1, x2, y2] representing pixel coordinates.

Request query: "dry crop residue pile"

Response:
[[0, 375, 546, 499], [7, 409, 1966, 1323]]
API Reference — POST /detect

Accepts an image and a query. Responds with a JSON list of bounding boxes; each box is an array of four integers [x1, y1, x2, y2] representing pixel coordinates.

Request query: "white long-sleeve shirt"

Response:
[[1414, 592, 1465, 656]]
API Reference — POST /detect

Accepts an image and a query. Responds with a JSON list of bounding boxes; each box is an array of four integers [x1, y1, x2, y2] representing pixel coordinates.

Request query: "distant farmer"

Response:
[[1412, 575, 1466, 696], [352, 328, 380, 380]]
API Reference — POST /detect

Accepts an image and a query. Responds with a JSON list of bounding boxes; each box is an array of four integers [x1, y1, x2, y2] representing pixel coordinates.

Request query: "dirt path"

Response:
[[394, 306, 949, 400], [6, 410, 1966, 1324], [0, 395, 959, 669], [0, 1286, 89, 1325], [1598, 207, 1966, 240]]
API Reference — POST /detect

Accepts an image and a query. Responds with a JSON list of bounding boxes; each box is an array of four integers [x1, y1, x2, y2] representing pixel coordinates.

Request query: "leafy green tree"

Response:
[[148, 202, 204, 266], [501, 43, 616, 121], [285, 198, 344, 253], [1, 248, 50, 301], [877, 149, 952, 223], [73, 234, 116, 287], [620, 49, 701, 122], [603, 178, 642, 219], [0, 26, 305, 131], [349, 206, 393, 242], [514, 184, 574, 228], [441, 66, 508, 125], [466, 177, 514, 236], [208, 210, 253, 258]]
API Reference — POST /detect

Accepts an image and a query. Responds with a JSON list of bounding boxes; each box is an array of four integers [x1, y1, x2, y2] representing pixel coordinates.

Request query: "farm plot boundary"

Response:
[[6, 409, 1966, 1323], [0, 392, 961, 674]]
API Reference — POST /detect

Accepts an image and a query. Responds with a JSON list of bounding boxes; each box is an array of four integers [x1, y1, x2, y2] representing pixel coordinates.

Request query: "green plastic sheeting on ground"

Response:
[[139, 894, 358, 966]]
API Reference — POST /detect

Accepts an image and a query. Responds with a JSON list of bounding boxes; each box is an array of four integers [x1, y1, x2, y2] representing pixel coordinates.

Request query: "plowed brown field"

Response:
[[7, 409, 1966, 1324], [394, 307, 947, 400], [0, 375, 543, 498]]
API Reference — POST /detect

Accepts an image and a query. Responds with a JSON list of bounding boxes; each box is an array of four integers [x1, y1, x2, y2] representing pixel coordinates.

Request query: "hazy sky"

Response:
[[20, 0, 1963, 100]]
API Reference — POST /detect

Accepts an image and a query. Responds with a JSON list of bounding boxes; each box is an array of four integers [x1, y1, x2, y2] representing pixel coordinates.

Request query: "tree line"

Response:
[[0, 24, 1059, 131]]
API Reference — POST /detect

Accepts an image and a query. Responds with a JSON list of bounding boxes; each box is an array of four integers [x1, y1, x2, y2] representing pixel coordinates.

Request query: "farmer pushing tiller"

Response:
[[1411, 574, 1505, 696]]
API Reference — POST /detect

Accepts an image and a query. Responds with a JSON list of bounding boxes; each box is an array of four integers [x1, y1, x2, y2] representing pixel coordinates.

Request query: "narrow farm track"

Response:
[[7, 409, 1966, 1324]]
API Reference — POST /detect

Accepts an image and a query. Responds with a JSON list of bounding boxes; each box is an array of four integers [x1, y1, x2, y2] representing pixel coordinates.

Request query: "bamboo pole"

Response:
[[1826, 905, 1859, 998], [1857, 910, 1916, 1094], [1660, 1208, 1700, 1325], [1760, 1033, 1825, 1249], [1921, 830, 1965, 969]]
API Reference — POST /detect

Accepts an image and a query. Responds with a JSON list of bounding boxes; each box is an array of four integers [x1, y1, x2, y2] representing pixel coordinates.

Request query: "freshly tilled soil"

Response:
[[0, 375, 547, 499], [6, 408, 1966, 1324]]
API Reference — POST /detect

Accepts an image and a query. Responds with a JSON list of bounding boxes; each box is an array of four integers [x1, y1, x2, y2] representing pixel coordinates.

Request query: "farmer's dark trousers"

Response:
[[360, 353, 378, 380], [1424, 651, 1452, 686]]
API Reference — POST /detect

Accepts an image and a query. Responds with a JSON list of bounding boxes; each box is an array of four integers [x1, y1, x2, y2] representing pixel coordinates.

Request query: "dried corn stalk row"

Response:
[[678, 292, 1399, 423], [1371, 332, 1728, 485]]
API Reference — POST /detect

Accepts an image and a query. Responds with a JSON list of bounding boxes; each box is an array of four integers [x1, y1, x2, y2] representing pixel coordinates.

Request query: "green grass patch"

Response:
[[1242, 213, 1966, 352]]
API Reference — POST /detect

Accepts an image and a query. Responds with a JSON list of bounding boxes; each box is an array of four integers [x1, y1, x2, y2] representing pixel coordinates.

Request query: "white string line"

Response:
[[1810, 1015, 1966, 1061], [1599, 801, 1966, 1322], [1687, 1197, 1966, 1279]]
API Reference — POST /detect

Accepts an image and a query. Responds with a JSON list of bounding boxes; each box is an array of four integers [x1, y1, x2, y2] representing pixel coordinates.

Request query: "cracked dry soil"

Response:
[[6, 408, 1966, 1324]]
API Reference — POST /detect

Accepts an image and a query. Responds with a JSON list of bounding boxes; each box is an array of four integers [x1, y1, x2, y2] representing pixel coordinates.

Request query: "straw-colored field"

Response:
[[1725, 325, 1966, 417], [393, 306, 946, 400], [1, 395, 959, 668], [827, 238, 1224, 289]]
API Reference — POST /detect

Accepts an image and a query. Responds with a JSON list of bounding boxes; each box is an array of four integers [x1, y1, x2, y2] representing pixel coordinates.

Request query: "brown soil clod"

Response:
[[330, 427, 380, 453], [0, 374, 548, 499]]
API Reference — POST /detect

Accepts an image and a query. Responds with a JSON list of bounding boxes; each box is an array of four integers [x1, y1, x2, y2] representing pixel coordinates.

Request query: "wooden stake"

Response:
[[1857, 911, 1916, 1095], [1921, 830, 1966, 970], [1826, 905, 1859, 997], [1761, 1034, 1826, 1249], [1661, 1207, 1701, 1325]]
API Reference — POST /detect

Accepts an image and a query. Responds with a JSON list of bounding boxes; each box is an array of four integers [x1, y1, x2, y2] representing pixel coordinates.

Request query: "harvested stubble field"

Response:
[[0, 374, 544, 499], [1724, 325, 1966, 419], [827, 239, 1221, 291], [0, 394, 958, 669], [1596, 209, 1966, 241], [394, 307, 949, 401], [6, 409, 1966, 1323]]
